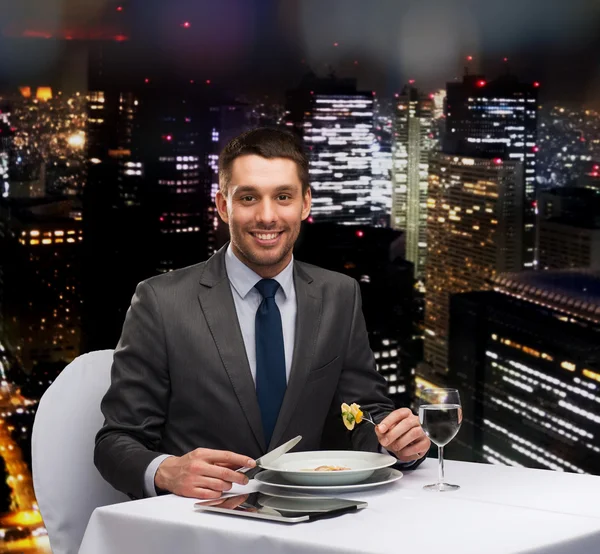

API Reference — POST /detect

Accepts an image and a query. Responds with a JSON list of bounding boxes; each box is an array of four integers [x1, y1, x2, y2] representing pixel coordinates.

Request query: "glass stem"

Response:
[[438, 446, 445, 486]]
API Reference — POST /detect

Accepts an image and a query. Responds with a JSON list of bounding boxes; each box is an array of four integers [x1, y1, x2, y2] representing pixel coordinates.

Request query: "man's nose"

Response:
[[256, 199, 277, 224]]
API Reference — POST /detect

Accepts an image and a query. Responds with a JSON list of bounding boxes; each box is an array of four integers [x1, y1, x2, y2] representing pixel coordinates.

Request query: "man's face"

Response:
[[215, 155, 311, 277]]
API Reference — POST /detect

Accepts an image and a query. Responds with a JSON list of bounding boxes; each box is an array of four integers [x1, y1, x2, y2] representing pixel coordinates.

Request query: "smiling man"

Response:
[[94, 128, 430, 500]]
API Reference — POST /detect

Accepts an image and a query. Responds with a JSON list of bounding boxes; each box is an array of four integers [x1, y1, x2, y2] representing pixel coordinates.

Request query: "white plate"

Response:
[[257, 495, 354, 513], [255, 467, 403, 492], [259, 450, 397, 486]]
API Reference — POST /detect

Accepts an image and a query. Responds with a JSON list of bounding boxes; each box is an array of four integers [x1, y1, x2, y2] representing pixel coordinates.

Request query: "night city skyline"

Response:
[[0, 1, 600, 551]]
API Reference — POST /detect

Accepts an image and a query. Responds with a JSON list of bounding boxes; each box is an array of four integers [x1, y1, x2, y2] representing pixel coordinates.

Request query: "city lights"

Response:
[[35, 87, 53, 101], [0, 12, 599, 544], [67, 132, 85, 148]]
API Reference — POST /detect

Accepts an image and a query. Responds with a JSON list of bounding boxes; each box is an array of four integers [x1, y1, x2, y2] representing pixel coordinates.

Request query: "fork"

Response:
[[362, 412, 377, 426]]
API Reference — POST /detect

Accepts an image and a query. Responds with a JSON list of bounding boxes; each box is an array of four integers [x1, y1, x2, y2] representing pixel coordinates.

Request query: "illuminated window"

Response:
[[497, 337, 553, 361], [522, 346, 541, 358], [583, 369, 600, 383], [561, 361, 576, 372]]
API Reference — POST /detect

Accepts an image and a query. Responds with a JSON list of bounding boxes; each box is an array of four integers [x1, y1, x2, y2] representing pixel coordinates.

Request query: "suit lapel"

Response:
[[270, 262, 322, 448], [197, 246, 266, 452]]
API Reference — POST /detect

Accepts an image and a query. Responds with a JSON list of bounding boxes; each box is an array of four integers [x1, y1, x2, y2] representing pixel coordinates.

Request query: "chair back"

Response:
[[32, 350, 128, 554]]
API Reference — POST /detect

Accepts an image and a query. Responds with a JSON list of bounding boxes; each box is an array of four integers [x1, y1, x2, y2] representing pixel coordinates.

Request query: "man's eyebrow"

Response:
[[272, 185, 298, 193], [232, 185, 258, 195], [232, 185, 298, 195]]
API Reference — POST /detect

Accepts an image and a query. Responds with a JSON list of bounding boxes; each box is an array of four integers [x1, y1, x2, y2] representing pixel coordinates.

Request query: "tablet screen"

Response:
[[194, 492, 367, 523]]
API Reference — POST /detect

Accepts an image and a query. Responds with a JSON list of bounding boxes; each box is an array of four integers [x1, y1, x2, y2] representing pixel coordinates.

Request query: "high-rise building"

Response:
[[82, 69, 156, 351], [82, 43, 221, 351], [371, 98, 394, 229], [431, 89, 446, 120], [0, 117, 13, 199], [391, 84, 433, 279], [206, 102, 254, 254], [134, 87, 213, 275], [429, 89, 446, 150], [0, 198, 82, 372], [537, 187, 600, 270], [286, 75, 382, 226], [445, 74, 538, 268], [423, 153, 523, 378], [447, 270, 600, 475]]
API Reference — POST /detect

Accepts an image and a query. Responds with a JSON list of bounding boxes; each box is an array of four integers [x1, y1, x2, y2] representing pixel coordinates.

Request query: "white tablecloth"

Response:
[[79, 460, 600, 554]]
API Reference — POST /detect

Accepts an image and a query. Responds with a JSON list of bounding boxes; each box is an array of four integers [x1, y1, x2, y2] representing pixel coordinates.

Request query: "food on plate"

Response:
[[302, 465, 351, 472], [341, 402, 363, 430], [313, 465, 351, 472]]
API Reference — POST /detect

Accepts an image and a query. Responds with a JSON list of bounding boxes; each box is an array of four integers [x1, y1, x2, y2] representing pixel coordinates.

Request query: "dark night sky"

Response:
[[0, 0, 599, 105]]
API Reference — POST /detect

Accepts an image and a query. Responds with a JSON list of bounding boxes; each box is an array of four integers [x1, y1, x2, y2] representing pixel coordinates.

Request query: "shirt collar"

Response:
[[225, 244, 294, 300]]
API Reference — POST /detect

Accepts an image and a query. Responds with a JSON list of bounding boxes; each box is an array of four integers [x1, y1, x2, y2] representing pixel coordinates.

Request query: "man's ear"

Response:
[[215, 190, 229, 224], [301, 187, 312, 220]]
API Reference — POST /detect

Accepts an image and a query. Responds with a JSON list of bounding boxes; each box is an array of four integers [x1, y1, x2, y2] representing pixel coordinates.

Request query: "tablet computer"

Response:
[[194, 492, 367, 523]]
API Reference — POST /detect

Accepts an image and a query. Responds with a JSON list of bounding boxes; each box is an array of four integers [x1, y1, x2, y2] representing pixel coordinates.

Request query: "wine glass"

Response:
[[419, 388, 462, 492]]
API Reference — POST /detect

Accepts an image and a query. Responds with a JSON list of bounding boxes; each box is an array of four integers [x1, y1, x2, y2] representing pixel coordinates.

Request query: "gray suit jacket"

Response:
[[94, 244, 405, 499]]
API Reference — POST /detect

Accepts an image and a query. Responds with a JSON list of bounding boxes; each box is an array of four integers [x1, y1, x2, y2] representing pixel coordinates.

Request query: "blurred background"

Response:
[[1, 1, 600, 550]]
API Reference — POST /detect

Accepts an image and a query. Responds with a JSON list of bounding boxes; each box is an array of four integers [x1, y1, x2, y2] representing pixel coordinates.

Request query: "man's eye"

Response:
[[277, 195, 291, 201], [240, 196, 254, 202]]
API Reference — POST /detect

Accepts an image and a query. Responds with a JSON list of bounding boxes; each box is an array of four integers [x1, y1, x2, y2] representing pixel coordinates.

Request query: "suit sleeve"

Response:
[[327, 279, 426, 469], [94, 280, 171, 499]]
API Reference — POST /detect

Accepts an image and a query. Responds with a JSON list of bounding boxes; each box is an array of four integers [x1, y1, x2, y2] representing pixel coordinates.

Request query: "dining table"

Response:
[[78, 458, 600, 554]]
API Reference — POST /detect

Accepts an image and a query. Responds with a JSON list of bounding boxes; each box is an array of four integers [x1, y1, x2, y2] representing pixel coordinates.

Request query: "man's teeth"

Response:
[[255, 233, 279, 240]]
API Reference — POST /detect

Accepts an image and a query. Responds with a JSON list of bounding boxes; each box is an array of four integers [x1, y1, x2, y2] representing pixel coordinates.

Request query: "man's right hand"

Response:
[[155, 448, 256, 499]]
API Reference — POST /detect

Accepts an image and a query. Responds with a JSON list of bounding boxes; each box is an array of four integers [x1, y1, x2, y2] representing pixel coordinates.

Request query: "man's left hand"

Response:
[[375, 408, 431, 463]]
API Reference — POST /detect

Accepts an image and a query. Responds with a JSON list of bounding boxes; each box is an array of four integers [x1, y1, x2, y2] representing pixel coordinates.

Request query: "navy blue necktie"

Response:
[[254, 278, 287, 445]]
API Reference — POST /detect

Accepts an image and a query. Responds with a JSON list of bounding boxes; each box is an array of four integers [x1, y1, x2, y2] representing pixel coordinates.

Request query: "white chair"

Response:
[[32, 349, 129, 554]]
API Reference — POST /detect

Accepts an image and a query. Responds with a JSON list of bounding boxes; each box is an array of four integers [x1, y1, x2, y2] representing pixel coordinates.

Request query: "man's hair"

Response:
[[218, 127, 310, 196]]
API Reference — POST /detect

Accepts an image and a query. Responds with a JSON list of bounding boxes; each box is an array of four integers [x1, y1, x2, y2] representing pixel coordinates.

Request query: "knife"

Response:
[[236, 435, 302, 477]]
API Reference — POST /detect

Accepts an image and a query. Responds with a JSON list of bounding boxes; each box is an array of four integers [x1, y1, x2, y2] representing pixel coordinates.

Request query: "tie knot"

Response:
[[254, 278, 280, 299]]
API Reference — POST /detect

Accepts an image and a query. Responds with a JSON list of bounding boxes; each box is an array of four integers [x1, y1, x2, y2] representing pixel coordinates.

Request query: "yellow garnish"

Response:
[[341, 402, 364, 430]]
